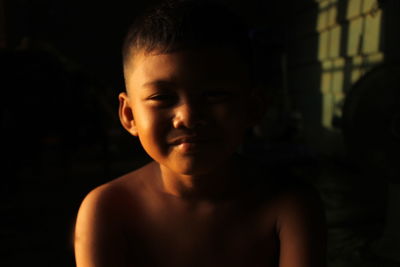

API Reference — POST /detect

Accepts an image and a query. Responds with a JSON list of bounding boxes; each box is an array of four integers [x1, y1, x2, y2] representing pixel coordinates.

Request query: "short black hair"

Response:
[[122, 0, 253, 69]]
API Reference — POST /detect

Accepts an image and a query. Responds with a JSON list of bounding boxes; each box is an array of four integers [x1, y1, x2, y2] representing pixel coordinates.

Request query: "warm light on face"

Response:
[[121, 48, 253, 176]]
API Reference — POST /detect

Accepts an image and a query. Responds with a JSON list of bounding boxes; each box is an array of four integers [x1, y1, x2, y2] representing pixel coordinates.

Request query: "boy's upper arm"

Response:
[[276, 185, 327, 267], [74, 185, 130, 267]]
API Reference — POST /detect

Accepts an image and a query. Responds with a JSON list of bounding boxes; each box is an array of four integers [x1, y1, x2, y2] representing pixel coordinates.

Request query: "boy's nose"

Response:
[[172, 100, 207, 129]]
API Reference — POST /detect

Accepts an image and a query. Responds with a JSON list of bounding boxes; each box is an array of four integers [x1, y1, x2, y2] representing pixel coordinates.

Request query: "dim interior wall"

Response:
[[287, 0, 392, 157], [0, 0, 5, 48], [382, 0, 400, 61]]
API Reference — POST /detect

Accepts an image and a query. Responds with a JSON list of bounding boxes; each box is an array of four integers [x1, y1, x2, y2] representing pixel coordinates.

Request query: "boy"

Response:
[[74, 1, 326, 266]]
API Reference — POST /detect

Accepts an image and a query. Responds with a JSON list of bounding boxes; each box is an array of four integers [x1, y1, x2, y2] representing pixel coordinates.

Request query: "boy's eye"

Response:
[[203, 90, 233, 102], [148, 94, 173, 101], [146, 94, 177, 106]]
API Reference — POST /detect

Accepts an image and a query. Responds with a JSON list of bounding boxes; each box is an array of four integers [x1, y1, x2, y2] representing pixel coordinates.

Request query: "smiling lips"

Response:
[[169, 136, 214, 152]]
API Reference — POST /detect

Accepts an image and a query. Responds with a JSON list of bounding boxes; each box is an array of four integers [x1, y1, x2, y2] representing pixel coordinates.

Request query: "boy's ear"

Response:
[[118, 92, 138, 136]]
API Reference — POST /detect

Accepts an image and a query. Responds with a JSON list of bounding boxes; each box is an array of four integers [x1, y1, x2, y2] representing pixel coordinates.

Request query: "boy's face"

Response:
[[120, 47, 256, 176]]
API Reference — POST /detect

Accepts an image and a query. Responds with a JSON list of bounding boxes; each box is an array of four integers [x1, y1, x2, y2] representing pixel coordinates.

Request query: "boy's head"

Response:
[[119, 0, 263, 176], [122, 0, 253, 78]]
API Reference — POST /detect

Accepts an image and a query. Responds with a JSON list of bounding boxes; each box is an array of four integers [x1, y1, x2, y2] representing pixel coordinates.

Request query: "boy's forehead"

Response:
[[124, 47, 249, 91]]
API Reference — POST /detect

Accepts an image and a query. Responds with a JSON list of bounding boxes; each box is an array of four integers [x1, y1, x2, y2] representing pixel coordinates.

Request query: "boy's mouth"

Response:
[[169, 136, 214, 153], [169, 136, 208, 146]]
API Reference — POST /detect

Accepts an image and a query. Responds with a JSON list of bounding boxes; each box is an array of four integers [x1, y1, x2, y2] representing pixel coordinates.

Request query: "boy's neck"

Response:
[[156, 155, 244, 202]]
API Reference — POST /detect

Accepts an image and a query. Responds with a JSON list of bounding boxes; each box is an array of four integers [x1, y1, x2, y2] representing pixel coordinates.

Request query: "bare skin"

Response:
[[74, 47, 326, 266], [74, 158, 326, 267]]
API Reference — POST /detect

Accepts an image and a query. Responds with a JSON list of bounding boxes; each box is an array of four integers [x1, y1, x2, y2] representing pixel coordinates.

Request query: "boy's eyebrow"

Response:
[[142, 80, 177, 89]]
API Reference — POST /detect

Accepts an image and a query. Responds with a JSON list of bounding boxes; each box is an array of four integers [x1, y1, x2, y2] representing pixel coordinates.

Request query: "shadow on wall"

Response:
[[287, 0, 399, 267], [287, 0, 385, 156]]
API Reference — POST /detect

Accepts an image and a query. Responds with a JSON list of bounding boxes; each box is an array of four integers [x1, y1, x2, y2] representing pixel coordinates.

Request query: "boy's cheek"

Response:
[[213, 101, 245, 118]]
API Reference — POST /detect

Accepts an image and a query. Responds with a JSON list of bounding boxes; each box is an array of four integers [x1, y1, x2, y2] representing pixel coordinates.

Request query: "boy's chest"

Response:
[[125, 201, 279, 267]]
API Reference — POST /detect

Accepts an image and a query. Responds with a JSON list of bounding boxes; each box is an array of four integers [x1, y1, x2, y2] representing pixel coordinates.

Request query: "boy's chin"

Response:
[[170, 162, 218, 177], [165, 155, 236, 177]]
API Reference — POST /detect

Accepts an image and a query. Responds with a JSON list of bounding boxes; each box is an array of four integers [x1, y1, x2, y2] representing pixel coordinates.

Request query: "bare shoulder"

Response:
[[271, 177, 327, 267], [74, 161, 157, 267], [75, 161, 160, 231], [273, 178, 324, 216], [76, 161, 153, 217], [242, 157, 327, 267], [242, 156, 324, 216]]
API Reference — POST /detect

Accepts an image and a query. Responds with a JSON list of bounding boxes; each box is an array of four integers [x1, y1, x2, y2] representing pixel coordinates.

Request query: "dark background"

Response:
[[1, 0, 399, 266]]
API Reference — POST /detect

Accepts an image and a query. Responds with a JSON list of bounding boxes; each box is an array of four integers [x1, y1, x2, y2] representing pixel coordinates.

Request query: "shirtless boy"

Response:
[[74, 1, 326, 266]]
